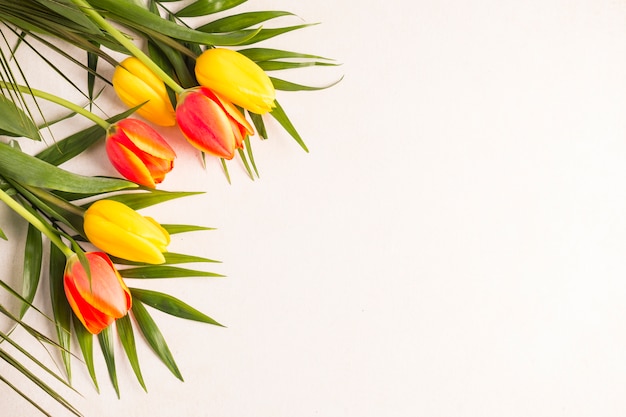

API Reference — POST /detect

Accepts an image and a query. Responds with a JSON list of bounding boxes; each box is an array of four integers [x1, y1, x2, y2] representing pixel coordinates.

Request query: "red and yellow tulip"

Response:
[[83, 200, 170, 264], [112, 57, 176, 126], [106, 118, 176, 188], [175, 87, 253, 159], [64, 252, 131, 334], [194, 48, 276, 114]]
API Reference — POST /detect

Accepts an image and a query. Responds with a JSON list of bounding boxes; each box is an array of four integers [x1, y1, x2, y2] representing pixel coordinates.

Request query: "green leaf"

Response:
[[0, 94, 41, 140], [0, 142, 136, 193], [130, 288, 223, 326], [20, 223, 42, 318], [112, 251, 220, 266], [34, 0, 101, 33], [236, 147, 254, 180], [116, 315, 147, 391], [90, 0, 258, 46], [238, 47, 334, 62], [36, 107, 139, 166], [161, 224, 215, 234], [49, 243, 73, 380], [243, 136, 259, 177], [219, 25, 316, 46], [197, 11, 294, 32], [270, 76, 344, 92], [98, 326, 120, 398], [0, 350, 83, 417], [270, 100, 308, 152], [131, 300, 183, 381], [175, 0, 247, 17], [0, 225, 6, 240], [257, 60, 337, 71], [248, 111, 267, 139], [72, 314, 99, 392], [119, 266, 224, 279], [92, 190, 203, 211]]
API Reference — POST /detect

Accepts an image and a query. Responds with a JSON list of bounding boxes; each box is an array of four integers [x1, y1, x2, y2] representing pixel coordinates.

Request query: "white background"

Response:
[[3, 0, 626, 416]]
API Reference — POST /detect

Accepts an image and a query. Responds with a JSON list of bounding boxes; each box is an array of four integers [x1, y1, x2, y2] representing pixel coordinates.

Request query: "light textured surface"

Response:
[[4, 0, 626, 415]]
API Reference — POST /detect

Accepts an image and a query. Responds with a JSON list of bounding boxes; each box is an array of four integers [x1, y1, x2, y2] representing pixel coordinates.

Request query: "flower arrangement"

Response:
[[0, 1, 337, 415]]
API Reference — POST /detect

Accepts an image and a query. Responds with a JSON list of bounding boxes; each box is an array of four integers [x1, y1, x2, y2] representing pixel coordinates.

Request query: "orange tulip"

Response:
[[106, 118, 176, 188], [175, 87, 253, 159], [64, 252, 131, 334]]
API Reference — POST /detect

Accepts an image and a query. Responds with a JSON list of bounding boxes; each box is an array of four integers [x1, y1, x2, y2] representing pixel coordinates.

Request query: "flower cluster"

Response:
[[0, 0, 336, 415]]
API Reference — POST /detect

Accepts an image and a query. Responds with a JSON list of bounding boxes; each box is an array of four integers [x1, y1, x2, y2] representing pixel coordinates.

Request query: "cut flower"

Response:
[[64, 252, 131, 334], [83, 199, 170, 264]]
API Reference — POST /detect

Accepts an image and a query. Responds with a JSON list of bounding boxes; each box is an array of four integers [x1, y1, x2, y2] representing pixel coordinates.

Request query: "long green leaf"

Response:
[[161, 224, 215, 234], [90, 0, 257, 46], [0, 142, 136, 193], [34, 0, 101, 33], [175, 0, 247, 17], [36, 107, 139, 166], [97, 326, 119, 398], [0, 350, 83, 416], [270, 100, 308, 152], [90, 190, 203, 210], [20, 223, 42, 318], [197, 11, 294, 32], [112, 251, 220, 266], [0, 94, 40, 140], [130, 288, 223, 326], [119, 265, 224, 279], [116, 315, 146, 391], [72, 314, 99, 392], [270, 76, 343, 92], [238, 47, 334, 62], [131, 300, 183, 381], [49, 243, 73, 380]]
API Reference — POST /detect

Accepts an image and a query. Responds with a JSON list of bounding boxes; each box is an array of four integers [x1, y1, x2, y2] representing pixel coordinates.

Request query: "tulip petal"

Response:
[[64, 253, 131, 334], [106, 140, 157, 188], [176, 89, 237, 159], [84, 200, 168, 264], [113, 58, 177, 126], [117, 119, 176, 161], [195, 48, 276, 114]]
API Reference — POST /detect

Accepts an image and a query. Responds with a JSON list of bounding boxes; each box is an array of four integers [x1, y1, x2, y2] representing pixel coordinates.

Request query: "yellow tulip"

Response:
[[83, 200, 170, 264], [194, 48, 276, 114], [112, 57, 176, 126]]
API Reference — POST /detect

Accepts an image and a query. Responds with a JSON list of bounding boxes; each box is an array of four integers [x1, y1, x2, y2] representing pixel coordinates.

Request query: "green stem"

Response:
[[0, 188, 74, 259], [0, 82, 110, 129], [71, 0, 185, 95]]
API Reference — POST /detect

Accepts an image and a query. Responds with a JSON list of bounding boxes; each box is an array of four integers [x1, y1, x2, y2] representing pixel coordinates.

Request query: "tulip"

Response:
[[112, 57, 176, 126], [194, 48, 276, 114], [106, 118, 176, 188], [176, 87, 254, 159], [64, 252, 131, 334], [83, 200, 170, 264]]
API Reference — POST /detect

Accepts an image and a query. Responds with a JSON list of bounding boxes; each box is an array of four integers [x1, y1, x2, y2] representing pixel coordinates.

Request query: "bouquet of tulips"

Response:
[[0, 1, 337, 415]]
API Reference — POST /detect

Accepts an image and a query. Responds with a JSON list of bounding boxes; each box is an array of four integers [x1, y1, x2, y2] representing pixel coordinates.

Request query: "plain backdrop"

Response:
[[3, 0, 626, 416]]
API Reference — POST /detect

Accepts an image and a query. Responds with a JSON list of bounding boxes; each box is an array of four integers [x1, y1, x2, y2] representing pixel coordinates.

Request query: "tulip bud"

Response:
[[176, 87, 253, 159], [113, 57, 176, 126], [194, 48, 276, 114], [106, 118, 176, 188], [64, 252, 131, 334], [84, 200, 170, 264]]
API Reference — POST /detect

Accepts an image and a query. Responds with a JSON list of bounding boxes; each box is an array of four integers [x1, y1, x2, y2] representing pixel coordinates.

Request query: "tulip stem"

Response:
[[0, 82, 110, 130], [0, 188, 74, 258], [71, 0, 185, 95]]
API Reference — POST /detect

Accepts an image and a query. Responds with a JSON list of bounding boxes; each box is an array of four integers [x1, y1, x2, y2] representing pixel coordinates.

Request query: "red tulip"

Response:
[[106, 118, 176, 188], [64, 252, 132, 334], [175, 87, 253, 159]]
